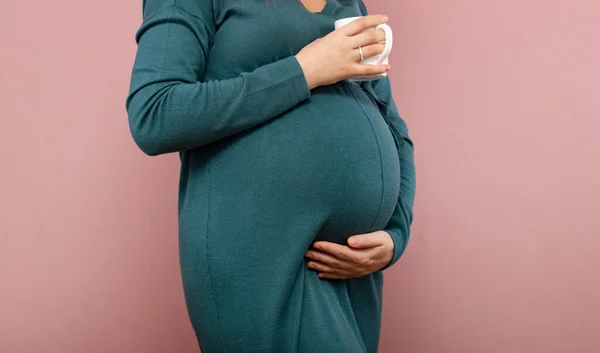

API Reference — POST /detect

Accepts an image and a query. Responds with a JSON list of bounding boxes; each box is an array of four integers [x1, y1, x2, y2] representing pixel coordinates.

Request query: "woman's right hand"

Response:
[[295, 14, 391, 90]]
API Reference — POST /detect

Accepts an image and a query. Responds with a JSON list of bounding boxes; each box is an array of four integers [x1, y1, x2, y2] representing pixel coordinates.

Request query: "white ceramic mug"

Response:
[[334, 16, 393, 81]]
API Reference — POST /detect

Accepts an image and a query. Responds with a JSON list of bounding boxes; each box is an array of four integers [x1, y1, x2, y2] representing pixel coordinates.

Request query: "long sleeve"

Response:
[[356, 0, 416, 270], [125, 1, 311, 156], [367, 77, 416, 270]]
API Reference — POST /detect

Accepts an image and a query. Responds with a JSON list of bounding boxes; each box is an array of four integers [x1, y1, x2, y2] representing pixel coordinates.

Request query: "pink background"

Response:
[[1, 1, 599, 352]]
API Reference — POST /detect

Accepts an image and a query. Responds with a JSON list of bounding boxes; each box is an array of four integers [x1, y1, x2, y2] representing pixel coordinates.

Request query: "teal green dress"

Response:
[[126, 0, 416, 352]]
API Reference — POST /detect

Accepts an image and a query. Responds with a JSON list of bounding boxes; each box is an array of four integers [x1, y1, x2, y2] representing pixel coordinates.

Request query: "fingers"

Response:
[[355, 43, 386, 61], [352, 63, 390, 76], [351, 29, 387, 49], [339, 14, 388, 36], [305, 249, 354, 270], [307, 240, 389, 278], [306, 261, 353, 278], [312, 241, 361, 263], [347, 231, 388, 249]]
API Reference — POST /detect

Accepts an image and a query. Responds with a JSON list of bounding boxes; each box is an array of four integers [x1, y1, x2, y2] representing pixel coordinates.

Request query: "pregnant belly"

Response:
[[207, 81, 400, 245]]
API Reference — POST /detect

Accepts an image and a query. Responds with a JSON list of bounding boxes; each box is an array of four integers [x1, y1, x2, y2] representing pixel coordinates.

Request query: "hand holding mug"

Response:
[[335, 16, 393, 81], [295, 14, 391, 90]]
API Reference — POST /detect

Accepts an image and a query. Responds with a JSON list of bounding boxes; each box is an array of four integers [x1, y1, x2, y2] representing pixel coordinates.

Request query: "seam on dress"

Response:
[[359, 82, 406, 149], [172, 4, 217, 48], [294, 265, 306, 353], [141, 4, 209, 25], [338, 280, 368, 353], [155, 11, 173, 82], [141, 3, 175, 23], [140, 5, 216, 56], [205, 164, 230, 353], [345, 84, 386, 232]]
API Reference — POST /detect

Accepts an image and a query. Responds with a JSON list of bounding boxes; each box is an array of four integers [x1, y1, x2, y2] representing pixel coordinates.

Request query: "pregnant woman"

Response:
[[126, 0, 416, 352]]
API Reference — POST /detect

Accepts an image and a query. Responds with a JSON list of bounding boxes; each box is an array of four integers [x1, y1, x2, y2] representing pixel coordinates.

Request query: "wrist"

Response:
[[383, 231, 395, 258], [380, 230, 397, 270], [294, 55, 318, 90]]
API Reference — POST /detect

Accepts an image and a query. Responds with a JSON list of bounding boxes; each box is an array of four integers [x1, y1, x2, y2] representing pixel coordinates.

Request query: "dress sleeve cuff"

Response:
[[381, 229, 405, 270], [281, 55, 311, 102]]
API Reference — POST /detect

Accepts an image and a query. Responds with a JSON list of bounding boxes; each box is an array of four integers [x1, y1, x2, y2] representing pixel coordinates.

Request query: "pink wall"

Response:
[[370, 0, 600, 352], [1, 1, 598, 353], [1, 2, 198, 352]]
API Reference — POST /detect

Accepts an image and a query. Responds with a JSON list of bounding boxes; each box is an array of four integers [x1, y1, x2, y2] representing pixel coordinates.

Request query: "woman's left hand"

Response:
[[304, 231, 394, 279]]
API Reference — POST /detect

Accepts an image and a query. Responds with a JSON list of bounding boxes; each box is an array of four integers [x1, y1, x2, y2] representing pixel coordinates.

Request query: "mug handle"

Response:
[[374, 24, 393, 64]]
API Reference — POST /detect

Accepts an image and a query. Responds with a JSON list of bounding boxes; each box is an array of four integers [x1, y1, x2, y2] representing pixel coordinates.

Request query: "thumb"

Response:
[[347, 232, 384, 249]]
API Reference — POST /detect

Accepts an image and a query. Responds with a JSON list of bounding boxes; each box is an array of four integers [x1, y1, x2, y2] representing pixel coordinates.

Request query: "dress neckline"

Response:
[[298, 0, 336, 16]]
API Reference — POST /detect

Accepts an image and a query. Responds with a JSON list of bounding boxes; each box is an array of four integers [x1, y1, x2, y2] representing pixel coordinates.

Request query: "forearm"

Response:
[[125, 5, 310, 156], [127, 55, 309, 155]]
